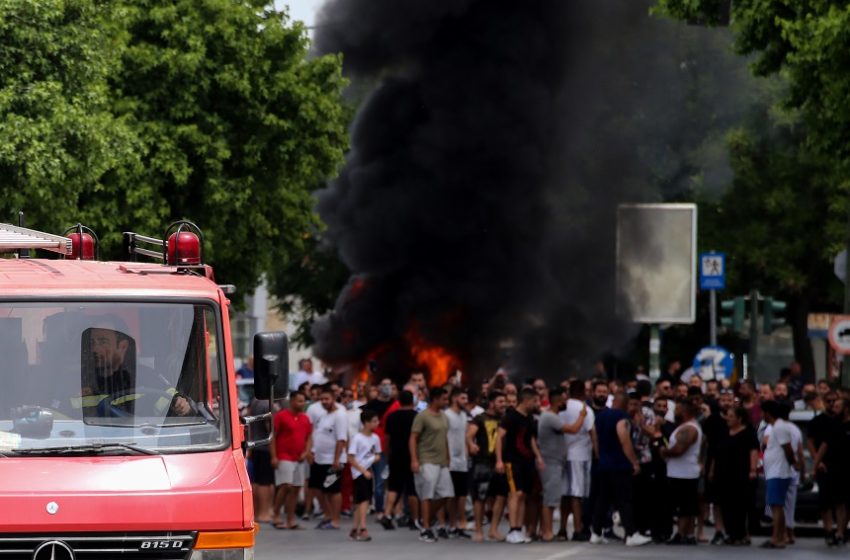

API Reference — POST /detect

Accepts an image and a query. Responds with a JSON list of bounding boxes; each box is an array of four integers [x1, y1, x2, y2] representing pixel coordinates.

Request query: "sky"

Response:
[[276, 0, 323, 28]]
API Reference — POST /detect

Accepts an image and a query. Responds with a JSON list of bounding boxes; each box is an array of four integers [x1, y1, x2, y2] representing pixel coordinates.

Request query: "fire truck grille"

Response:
[[0, 533, 197, 560]]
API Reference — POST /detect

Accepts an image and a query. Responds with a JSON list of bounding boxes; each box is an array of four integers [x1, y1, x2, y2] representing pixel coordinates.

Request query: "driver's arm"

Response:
[[171, 394, 192, 416]]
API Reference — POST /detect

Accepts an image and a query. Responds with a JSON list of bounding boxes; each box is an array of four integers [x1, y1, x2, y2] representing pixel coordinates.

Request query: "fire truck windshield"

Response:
[[0, 302, 227, 454]]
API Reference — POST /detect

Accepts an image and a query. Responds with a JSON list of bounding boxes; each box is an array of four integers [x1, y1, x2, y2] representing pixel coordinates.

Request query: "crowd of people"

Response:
[[246, 358, 850, 548]]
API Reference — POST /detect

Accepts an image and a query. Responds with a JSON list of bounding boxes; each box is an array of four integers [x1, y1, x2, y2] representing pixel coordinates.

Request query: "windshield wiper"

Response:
[[15, 442, 156, 456]]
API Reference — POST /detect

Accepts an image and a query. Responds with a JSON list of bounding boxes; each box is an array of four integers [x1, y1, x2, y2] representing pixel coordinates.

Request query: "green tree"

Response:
[[0, 0, 348, 307], [698, 105, 844, 373], [655, 0, 850, 374], [269, 230, 349, 345], [0, 0, 137, 230], [655, 0, 850, 167], [95, 0, 348, 299]]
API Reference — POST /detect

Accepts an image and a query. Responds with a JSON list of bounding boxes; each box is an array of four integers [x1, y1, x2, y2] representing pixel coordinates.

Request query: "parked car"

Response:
[[236, 377, 255, 415]]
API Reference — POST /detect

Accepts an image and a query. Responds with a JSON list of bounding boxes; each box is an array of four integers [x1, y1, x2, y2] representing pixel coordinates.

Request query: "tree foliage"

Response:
[[655, 0, 850, 374], [0, 0, 348, 304], [656, 0, 850, 166], [101, 0, 348, 296], [0, 0, 137, 230], [696, 104, 844, 369]]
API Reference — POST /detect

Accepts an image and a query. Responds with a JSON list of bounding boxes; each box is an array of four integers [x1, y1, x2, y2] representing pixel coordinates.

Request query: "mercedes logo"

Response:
[[32, 541, 75, 560]]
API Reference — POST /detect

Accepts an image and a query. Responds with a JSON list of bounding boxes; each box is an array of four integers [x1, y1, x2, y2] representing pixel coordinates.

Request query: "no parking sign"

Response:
[[693, 346, 734, 379], [828, 315, 850, 355]]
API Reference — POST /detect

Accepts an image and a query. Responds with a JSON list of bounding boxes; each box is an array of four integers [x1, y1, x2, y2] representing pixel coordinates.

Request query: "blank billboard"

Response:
[[617, 204, 697, 324]]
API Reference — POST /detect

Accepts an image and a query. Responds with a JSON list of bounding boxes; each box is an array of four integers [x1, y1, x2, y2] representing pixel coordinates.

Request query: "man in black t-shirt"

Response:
[[815, 396, 850, 545], [380, 390, 418, 530], [365, 378, 396, 419], [496, 388, 543, 544], [809, 391, 839, 544], [467, 390, 507, 542], [702, 389, 734, 544]]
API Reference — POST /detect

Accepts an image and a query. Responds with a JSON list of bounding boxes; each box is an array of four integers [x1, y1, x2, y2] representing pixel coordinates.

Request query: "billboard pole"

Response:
[[649, 324, 661, 379]]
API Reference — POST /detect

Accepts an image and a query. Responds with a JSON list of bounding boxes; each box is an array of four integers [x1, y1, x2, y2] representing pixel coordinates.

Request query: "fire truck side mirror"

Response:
[[253, 331, 289, 401]]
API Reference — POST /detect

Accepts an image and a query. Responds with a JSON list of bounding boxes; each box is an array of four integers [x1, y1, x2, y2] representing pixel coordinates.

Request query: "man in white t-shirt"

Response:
[[560, 381, 596, 540], [307, 384, 348, 530], [761, 400, 799, 548], [466, 390, 485, 419], [291, 358, 328, 392], [342, 389, 362, 441], [445, 388, 471, 538], [764, 405, 805, 545]]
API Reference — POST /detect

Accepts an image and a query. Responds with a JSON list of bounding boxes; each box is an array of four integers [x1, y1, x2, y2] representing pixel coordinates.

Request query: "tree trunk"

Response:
[[790, 292, 815, 383]]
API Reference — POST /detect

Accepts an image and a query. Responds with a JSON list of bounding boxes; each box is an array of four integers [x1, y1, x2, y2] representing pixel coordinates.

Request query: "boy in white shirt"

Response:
[[348, 409, 382, 542]]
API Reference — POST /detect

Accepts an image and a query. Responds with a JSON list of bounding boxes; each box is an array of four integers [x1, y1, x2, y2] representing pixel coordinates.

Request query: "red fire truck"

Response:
[[0, 220, 287, 560]]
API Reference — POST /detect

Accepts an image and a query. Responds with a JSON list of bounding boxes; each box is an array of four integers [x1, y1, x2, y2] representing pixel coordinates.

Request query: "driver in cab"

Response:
[[81, 319, 192, 418], [89, 326, 133, 397]]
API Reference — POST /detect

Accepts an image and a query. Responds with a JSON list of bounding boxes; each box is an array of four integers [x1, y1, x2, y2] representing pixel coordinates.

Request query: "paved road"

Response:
[[256, 520, 846, 560]]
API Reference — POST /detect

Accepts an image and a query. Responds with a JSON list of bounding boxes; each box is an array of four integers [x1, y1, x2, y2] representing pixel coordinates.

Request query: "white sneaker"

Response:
[[625, 533, 652, 547], [589, 532, 608, 545], [505, 530, 525, 544]]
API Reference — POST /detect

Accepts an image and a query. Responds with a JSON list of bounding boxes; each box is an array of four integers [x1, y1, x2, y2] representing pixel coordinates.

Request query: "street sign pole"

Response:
[[749, 289, 759, 377], [700, 251, 725, 348], [709, 289, 717, 346]]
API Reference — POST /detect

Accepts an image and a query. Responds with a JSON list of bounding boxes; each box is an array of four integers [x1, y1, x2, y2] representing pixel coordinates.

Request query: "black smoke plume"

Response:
[[310, 0, 754, 381]]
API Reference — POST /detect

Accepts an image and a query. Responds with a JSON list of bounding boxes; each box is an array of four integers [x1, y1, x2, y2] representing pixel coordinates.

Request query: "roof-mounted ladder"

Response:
[[0, 223, 72, 255]]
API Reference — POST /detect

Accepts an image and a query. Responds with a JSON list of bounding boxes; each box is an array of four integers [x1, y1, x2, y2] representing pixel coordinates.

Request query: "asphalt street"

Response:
[[255, 520, 847, 560]]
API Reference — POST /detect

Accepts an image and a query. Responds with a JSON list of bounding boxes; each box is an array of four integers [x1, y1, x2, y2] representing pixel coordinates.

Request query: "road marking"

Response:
[[536, 547, 583, 560]]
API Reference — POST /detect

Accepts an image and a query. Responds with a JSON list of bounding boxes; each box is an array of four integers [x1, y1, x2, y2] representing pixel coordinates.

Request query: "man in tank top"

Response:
[[660, 399, 703, 545]]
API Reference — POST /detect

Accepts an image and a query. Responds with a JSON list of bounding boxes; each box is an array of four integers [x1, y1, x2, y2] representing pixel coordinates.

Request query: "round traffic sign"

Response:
[[828, 316, 850, 355]]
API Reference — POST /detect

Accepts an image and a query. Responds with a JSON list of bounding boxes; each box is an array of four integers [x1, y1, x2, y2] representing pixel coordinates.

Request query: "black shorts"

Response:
[[505, 461, 534, 495], [451, 471, 469, 497], [668, 477, 699, 517], [387, 462, 417, 497], [354, 475, 374, 505], [469, 463, 508, 500], [817, 470, 850, 509], [249, 448, 274, 486], [309, 463, 342, 494]]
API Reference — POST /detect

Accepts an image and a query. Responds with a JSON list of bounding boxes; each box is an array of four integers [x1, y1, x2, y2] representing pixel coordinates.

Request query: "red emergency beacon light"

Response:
[[62, 224, 98, 260], [123, 219, 206, 274], [165, 221, 203, 266]]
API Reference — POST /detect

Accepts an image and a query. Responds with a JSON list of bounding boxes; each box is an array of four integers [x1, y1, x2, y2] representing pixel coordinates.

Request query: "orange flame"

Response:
[[406, 328, 459, 387]]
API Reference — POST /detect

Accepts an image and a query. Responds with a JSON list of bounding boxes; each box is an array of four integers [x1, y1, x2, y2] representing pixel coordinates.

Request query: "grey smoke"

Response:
[[310, 0, 756, 380]]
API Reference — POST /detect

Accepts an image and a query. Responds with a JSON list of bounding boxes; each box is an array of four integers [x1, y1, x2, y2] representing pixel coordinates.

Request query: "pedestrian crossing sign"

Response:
[[699, 252, 725, 290]]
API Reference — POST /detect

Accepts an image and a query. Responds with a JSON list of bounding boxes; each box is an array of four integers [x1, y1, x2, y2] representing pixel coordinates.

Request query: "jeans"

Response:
[[372, 454, 388, 512], [592, 470, 636, 537], [584, 460, 612, 533]]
